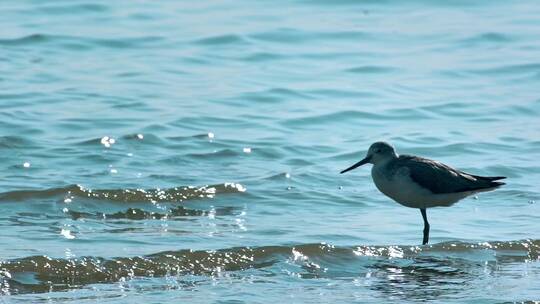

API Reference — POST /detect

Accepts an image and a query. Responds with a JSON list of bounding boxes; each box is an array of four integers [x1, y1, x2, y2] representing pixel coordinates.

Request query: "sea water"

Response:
[[0, 1, 539, 302]]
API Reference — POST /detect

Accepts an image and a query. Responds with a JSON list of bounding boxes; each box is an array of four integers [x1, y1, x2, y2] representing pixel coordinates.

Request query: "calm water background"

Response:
[[1, 0, 540, 303]]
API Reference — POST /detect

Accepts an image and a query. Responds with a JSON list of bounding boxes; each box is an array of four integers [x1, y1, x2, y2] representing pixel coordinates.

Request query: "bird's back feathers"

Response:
[[389, 155, 505, 194]]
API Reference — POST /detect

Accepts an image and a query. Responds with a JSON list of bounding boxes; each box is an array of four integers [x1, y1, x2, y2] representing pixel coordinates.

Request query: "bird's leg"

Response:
[[420, 208, 429, 245]]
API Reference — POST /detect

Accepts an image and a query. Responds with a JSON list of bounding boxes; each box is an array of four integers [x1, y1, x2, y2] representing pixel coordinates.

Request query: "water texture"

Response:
[[1, 0, 539, 303]]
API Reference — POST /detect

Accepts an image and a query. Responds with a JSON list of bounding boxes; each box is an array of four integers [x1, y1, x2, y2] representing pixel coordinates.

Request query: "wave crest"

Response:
[[1, 239, 538, 294], [0, 183, 246, 203]]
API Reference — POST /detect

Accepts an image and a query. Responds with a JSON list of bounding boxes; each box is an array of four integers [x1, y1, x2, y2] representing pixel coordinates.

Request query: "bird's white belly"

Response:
[[371, 167, 470, 209]]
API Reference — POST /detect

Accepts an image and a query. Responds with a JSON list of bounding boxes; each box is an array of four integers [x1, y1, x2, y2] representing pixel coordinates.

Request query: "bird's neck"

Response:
[[371, 157, 396, 181], [372, 155, 396, 169]]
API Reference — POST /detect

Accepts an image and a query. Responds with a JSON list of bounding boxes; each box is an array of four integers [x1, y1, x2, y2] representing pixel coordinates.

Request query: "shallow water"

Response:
[[1, 0, 540, 302]]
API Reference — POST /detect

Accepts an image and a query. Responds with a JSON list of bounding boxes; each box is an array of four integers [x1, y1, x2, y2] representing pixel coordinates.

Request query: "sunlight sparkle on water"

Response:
[[60, 229, 75, 240], [100, 136, 115, 148]]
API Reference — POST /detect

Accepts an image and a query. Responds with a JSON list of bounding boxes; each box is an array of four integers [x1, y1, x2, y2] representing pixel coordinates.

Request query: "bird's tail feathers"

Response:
[[471, 175, 506, 181], [468, 180, 505, 193], [489, 181, 505, 187]]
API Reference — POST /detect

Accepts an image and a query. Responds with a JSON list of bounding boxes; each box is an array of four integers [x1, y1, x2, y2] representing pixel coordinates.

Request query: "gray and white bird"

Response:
[[340, 141, 505, 245]]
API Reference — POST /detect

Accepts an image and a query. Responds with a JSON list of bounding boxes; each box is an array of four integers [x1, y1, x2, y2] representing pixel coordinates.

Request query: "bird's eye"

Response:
[[376, 149, 381, 153]]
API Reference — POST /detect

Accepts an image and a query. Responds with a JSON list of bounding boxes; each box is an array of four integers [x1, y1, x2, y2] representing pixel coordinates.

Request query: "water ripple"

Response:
[[0, 183, 246, 203], [0, 240, 537, 295], [0, 34, 164, 50], [193, 34, 248, 46]]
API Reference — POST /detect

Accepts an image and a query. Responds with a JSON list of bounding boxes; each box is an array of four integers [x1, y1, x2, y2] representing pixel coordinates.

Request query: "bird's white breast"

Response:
[[371, 164, 469, 209]]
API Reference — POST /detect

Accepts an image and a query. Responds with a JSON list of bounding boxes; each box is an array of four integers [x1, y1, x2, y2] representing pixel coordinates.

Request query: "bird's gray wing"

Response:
[[393, 155, 495, 194]]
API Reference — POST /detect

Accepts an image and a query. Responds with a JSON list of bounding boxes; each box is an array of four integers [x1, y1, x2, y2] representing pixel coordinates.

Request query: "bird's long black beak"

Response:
[[340, 156, 371, 174]]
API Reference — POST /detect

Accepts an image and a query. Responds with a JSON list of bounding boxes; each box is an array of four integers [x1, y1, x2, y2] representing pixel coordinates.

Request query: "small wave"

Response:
[[193, 34, 248, 46], [0, 136, 38, 149], [345, 65, 398, 74], [281, 110, 382, 128], [241, 52, 285, 62], [262, 172, 292, 181], [185, 149, 240, 159], [467, 63, 540, 76], [0, 183, 246, 203], [68, 205, 239, 221], [74, 133, 163, 148], [236, 88, 311, 104], [298, 0, 382, 6], [458, 32, 514, 46], [249, 29, 369, 44], [419, 102, 479, 118], [0, 34, 49, 46], [0, 33, 162, 49], [90, 36, 164, 49], [0, 240, 537, 294], [170, 116, 254, 129], [36, 3, 109, 15], [281, 108, 430, 128]]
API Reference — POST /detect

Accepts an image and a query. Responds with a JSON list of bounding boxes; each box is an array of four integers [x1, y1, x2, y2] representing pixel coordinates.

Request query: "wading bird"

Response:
[[340, 142, 505, 245]]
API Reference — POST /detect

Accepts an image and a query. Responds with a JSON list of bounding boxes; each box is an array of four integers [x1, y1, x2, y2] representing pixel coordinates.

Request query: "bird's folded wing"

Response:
[[396, 155, 493, 194]]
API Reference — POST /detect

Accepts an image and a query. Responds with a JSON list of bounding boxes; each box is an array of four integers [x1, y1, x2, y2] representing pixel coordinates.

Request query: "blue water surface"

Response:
[[1, 0, 539, 302]]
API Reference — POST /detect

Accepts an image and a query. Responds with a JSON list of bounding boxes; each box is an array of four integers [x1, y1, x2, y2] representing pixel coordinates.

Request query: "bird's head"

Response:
[[340, 141, 397, 174]]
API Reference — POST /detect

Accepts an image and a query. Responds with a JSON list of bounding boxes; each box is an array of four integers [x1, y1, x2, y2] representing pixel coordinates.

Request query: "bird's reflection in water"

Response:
[[367, 256, 480, 301], [291, 244, 508, 301]]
